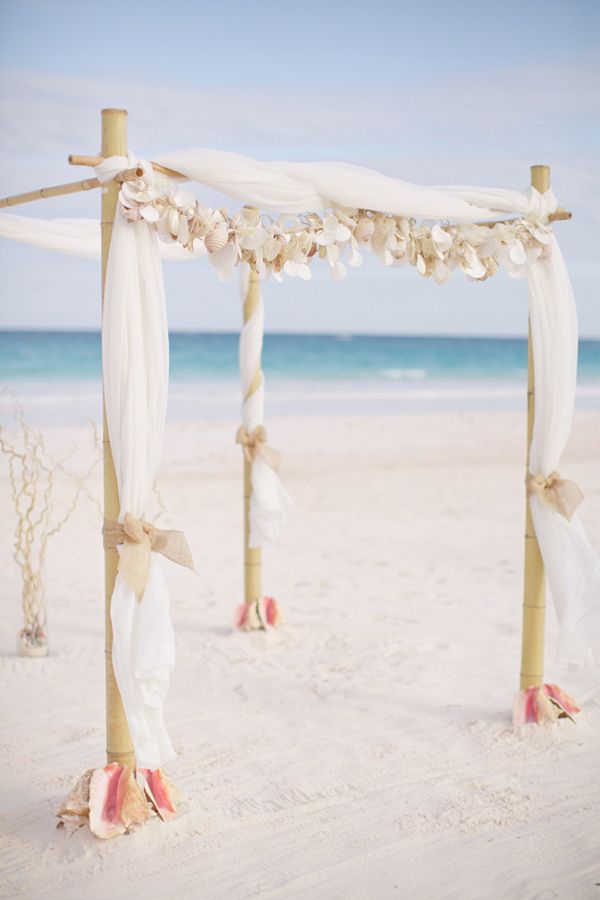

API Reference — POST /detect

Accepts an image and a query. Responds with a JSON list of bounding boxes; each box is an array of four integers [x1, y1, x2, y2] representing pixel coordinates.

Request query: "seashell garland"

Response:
[[117, 171, 555, 284]]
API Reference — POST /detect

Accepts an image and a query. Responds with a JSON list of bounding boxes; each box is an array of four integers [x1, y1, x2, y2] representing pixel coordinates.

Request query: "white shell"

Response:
[[354, 218, 375, 242], [178, 214, 189, 245], [168, 208, 180, 238], [173, 189, 196, 209], [204, 222, 229, 253], [140, 205, 159, 223]]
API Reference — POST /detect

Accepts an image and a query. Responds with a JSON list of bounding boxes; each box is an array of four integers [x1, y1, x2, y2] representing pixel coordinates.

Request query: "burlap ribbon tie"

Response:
[[103, 513, 194, 599], [526, 471, 584, 521], [235, 424, 281, 471]]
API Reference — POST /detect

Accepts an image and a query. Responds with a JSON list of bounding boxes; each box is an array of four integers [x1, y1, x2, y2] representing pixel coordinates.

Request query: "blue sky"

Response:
[[0, 0, 599, 335]]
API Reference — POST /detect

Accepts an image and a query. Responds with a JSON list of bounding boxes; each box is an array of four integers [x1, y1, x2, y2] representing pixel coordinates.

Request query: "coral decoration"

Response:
[[234, 597, 282, 631], [56, 763, 178, 838], [118, 167, 555, 284], [513, 683, 581, 726], [0, 403, 101, 657]]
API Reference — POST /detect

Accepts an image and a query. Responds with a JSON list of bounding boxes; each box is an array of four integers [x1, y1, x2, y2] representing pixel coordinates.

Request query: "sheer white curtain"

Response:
[[102, 194, 175, 771], [0, 211, 204, 260], [527, 237, 600, 662]]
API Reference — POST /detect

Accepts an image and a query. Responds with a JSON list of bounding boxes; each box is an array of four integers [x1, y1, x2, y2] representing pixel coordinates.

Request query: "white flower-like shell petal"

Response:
[[140, 205, 159, 223], [168, 209, 180, 238]]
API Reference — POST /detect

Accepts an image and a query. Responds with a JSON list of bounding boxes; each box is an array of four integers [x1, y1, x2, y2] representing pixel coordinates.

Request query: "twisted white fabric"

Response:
[[156, 149, 519, 220], [101, 155, 176, 770], [527, 234, 600, 663], [239, 267, 293, 546], [1, 149, 598, 662]]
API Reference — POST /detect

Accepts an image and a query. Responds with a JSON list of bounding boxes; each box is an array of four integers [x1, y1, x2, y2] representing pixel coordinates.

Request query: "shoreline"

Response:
[[1, 377, 599, 427]]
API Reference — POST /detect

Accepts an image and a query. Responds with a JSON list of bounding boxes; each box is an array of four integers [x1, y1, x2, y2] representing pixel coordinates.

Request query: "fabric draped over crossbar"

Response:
[[1, 148, 599, 665]]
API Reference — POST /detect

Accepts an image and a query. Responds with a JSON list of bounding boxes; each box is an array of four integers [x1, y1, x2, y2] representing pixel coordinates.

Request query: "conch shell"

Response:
[[88, 763, 150, 839], [204, 221, 229, 253], [138, 768, 178, 821], [57, 763, 150, 838], [56, 767, 94, 826], [235, 596, 282, 631], [56, 763, 181, 838], [513, 683, 580, 725]]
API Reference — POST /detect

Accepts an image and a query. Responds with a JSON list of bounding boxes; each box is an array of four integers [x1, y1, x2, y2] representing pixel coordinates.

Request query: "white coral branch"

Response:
[[0, 401, 101, 651]]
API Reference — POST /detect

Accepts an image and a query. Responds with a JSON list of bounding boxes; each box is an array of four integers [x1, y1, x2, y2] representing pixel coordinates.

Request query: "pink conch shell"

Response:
[[263, 596, 281, 626], [88, 763, 150, 839], [234, 597, 282, 631], [138, 768, 178, 822], [544, 683, 580, 717], [204, 222, 229, 253], [513, 683, 581, 726], [234, 601, 250, 629]]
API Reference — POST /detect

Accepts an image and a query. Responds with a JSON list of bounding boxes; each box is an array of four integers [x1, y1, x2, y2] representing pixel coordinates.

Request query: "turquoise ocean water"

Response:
[[1, 331, 598, 424]]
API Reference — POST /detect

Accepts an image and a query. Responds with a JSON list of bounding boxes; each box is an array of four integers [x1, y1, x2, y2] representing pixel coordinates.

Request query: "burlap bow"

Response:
[[103, 513, 194, 599], [235, 424, 281, 471], [526, 471, 584, 521]]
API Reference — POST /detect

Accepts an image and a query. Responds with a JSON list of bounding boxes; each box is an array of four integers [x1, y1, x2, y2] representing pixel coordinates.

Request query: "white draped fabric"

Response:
[[1, 149, 598, 665], [239, 268, 293, 546], [0, 211, 204, 260], [156, 149, 522, 220], [101, 158, 176, 770], [527, 237, 600, 663]]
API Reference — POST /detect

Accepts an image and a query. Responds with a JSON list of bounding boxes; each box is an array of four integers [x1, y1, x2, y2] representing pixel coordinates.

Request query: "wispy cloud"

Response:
[[1, 51, 598, 167]]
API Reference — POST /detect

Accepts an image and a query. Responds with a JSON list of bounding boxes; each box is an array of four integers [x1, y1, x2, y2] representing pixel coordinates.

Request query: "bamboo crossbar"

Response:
[[0, 177, 101, 209], [69, 153, 186, 181], [68, 155, 572, 224], [3, 155, 573, 227], [0, 166, 145, 210], [476, 208, 572, 227]]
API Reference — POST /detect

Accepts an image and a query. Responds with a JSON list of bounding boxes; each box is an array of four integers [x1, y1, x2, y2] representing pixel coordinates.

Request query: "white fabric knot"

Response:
[[525, 186, 558, 224], [94, 152, 155, 186]]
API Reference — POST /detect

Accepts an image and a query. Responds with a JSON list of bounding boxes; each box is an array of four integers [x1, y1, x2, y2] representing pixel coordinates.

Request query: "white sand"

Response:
[[1, 411, 599, 899]]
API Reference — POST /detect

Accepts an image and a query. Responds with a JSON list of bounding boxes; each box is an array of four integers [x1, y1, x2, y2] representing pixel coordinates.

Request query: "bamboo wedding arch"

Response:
[[1, 108, 596, 835]]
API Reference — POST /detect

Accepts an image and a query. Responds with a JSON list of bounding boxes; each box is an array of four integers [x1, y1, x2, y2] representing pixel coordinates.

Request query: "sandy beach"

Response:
[[1, 410, 599, 899]]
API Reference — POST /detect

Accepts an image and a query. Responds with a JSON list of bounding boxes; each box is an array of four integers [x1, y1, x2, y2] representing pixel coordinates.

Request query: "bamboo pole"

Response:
[[475, 208, 571, 226], [242, 268, 263, 604], [519, 164, 550, 692], [0, 177, 101, 209], [69, 154, 186, 181], [101, 108, 135, 768], [0, 167, 144, 210]]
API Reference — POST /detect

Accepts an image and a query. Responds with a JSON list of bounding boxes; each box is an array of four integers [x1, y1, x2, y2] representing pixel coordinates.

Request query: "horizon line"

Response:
[[1, 328, 599, 342]]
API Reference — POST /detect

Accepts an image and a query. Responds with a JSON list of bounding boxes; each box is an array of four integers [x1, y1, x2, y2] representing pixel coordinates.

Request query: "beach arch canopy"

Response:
[[0, 108, 597, 786]]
